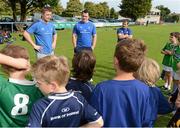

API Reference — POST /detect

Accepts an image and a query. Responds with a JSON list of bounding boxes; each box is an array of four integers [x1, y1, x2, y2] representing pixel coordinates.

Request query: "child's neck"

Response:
[[114, 69, 135, 80], [9, 71, 26, 80], [54, 86, 68, 94]]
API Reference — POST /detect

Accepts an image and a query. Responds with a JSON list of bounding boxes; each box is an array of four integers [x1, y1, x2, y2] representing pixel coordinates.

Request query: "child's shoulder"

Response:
[[0, 76, 9, 88]]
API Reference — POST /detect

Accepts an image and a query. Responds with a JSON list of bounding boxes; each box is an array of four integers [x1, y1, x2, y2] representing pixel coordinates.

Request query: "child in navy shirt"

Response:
[[135, 57, 173, 126], [66, 50, 96, 102], [28, 55, 103, 127]]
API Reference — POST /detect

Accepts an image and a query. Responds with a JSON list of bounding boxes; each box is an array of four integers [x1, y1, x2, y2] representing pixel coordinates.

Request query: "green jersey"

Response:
[[0, 76, 43, 127], [162, 42, 175, 67], [173, 45, 180, 71]]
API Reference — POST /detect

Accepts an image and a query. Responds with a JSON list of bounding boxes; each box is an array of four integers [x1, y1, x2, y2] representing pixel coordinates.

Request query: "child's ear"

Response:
[[50, 81, 58, 91], [114, 57, 119, 66]]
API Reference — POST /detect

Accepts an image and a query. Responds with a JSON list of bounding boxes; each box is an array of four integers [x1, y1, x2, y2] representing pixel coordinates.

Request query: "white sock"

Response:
[[164, 83, 168, 88]]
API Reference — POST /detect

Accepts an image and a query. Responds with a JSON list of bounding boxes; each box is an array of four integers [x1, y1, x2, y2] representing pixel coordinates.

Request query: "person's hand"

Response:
[[124, 34, 129, 38], [165, 50, 172, 55], [13, 58, 30, 70], [33, 45, 41, 52], [175, 92, 180, 108], [52, 43, 56, 50]]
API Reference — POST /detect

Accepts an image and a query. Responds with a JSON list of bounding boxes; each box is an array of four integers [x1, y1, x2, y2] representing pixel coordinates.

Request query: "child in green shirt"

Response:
[[161, 32, 178, 90]]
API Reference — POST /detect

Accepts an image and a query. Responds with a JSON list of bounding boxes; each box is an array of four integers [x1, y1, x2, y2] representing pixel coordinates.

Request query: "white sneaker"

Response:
[[168, 86, 171, 90], [164, 83, 168, 88]]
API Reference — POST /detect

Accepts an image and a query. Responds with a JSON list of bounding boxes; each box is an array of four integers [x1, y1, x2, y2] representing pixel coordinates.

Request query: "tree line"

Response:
[[0, 0, 179, 22]]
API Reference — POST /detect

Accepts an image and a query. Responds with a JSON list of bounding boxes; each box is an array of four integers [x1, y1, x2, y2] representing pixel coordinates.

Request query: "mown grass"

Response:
[[0, 23, 180, 126]]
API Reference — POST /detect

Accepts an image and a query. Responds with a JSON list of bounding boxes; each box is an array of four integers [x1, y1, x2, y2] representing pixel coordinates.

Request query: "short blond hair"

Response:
[[135, 58, 160, 87], [32, 55, 70, 86]]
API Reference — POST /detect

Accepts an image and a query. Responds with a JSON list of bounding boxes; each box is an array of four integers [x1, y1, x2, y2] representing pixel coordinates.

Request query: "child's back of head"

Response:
[[135, 58, 160, 86], [0, 45, 29, 75], [72, 50, 96, 81], [0, 45, 43, 127], [114, 39, 147, 72]]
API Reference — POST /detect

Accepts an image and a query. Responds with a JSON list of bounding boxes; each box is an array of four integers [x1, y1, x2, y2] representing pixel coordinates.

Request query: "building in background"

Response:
[[136, 8, 161, 25]]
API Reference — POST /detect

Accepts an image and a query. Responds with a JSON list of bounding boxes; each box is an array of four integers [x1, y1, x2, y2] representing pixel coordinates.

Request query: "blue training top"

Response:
[[149, 86, 173, 126], [117, 27, 132, 42], [90, 79, 151, 127], [28, 91, 101, 127], [66, 77, 95, 102], [26, 19, 56, 54], [73, 21, 96, 48]]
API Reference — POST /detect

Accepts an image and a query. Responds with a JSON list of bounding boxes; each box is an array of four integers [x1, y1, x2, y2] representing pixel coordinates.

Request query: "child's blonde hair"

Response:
[[32, 55, 70, 86], [135, 58, 160, 87]]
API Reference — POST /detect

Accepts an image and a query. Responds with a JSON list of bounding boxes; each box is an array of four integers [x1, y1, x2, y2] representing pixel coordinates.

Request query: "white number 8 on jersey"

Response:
[[11, 94, 29, 116]]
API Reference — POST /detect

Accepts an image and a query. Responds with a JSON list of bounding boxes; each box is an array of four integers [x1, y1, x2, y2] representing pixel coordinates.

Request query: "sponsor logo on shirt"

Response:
[[50, 111, 80, 121], [61, 107, 70, 113]]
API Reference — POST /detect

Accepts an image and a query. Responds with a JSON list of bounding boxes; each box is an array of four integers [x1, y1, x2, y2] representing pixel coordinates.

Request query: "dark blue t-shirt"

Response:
[[117, 27, 132, 42], [149, 86, 173, 126], [90, 79, 151, 127], [66, 78, 95, 102], [73, 21, 96, 48], [28, 91, 101, 127]]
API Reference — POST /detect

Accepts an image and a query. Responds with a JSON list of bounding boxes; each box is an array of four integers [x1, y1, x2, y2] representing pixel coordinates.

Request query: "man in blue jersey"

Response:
[[28, 55, 103, 127], [23, 6, 57, 59], [72, 10, 97, 53], [90, 39, 151, 127], [117, 20, 132, 42]]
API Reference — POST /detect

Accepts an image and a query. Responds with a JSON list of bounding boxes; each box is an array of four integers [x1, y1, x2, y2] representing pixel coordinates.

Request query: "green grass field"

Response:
[[0, 23, 180, 126]]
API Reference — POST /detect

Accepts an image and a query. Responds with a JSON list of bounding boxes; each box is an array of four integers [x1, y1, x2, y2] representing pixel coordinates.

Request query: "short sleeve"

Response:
[[73, 24, 78, 35], [90, 84, 103, 115], [52, 25, 57, 35], [26, 22, 38, 34], [117, 28, 120, 34], [0, 76, 7, 93], [92, 24, 96, 36], [81, 94, 101, 123], [28, 102, 43, 127], [157, 88, 173, 114], [162, 43, 168, 51], [128, 29, 132, 35], [117, 28, 123, 34]]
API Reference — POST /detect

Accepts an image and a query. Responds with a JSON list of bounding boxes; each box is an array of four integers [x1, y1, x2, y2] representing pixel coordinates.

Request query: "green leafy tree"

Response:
[[84, 2, 96, 18], [156, 5, 171, 21], [62, 0, 83, 17], [19, 0, 59, 21], [99, 2, 109, 18], [171, 14, 179, 23], [95, 4, 104, 19], [53, 2, 64, 15], [119, 0, 152, 21], [3, 0, 59, 21], [0, 0, 12, 16], [110, 7, 118, 19], [4, 0, 17, 20]]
